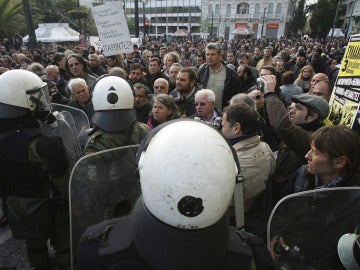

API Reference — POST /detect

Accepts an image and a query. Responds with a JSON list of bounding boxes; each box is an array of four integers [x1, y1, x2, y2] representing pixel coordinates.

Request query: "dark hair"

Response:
[[53, 52, 65, 65], [281, 71, 296, 85], [261, 66, 277, 76], [130, 62, 143, 71], [179, 67, 197, 82], [134, 83, 150, 96], [224, 103, 259, 135], [65, 53, 90, 75], [149, 57, 161, 66], [312, 125, 360, 180], [153, 94, 178, 120]]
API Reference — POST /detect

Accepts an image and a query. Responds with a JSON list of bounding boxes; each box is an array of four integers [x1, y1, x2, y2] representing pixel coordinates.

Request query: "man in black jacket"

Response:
[[197, 43, 241, 110]]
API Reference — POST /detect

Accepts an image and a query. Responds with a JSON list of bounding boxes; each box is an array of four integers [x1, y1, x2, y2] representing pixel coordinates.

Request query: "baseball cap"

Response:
[[292, 94, 329, 121]]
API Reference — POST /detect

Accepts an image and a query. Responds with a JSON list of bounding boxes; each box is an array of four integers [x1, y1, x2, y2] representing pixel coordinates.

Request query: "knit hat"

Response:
[[292, 94, 329, 121]]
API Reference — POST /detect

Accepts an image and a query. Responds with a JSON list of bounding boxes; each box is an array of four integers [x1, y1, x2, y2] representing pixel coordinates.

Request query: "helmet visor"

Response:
[[26, 84, 52, 112]]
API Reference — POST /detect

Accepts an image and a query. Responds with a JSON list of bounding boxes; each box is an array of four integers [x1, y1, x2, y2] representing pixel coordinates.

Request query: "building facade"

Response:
[[341, 0, 360, 38], [202, 0, 297, 40], [82, 0, 297, 40]]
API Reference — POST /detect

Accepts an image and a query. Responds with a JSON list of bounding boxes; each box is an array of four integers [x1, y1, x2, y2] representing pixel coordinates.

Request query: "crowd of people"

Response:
[[0, 34, 359, 270]]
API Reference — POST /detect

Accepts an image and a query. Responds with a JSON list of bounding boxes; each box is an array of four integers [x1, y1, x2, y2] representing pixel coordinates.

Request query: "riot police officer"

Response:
[[0, 70, 71, 270], [84, 76, 150, 154], [76, 120, 274, 270]]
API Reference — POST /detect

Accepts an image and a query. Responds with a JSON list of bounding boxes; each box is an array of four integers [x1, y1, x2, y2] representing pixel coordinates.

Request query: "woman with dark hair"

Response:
[[283, 125, 360, 195], [53, 52, 71, 81], [147, 94, 178, 129]]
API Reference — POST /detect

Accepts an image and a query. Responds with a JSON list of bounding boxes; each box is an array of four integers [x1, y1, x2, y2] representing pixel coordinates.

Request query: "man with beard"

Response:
[[133, 83, 153, 123], [128, 63, 149, 87], [169, 67, 200, 117], [236, 64, 256, 93], [256, 47, 274, 72]]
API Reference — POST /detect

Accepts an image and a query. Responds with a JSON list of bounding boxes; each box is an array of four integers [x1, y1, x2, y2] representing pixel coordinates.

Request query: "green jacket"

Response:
[[85, 122, 150, 155]]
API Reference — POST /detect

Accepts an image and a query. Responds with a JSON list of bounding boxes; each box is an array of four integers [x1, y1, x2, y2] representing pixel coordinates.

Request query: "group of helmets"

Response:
[[0, 69, 239, 230]]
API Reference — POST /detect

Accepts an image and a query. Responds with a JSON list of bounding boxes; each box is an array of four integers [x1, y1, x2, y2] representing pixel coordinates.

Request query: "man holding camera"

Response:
[[260, 74, 329, 204], [169, 67, 200, 117]]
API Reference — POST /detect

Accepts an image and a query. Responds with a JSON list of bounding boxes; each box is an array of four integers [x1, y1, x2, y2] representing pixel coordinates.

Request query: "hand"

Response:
[[260, 75, 277, 94], [270, 235, 288, 260]]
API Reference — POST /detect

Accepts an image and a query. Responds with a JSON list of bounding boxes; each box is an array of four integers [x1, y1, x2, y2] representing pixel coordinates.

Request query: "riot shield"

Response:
[[40, 112, 82, 167], [51, 103, 90, 136], [69, 145, 141, 267], [267, 187, 360, 270]]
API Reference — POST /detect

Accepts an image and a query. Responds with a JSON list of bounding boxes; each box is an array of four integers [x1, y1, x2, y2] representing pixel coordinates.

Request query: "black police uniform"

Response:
[[76, 196, 274, 270], [0, 124, 70, 270]]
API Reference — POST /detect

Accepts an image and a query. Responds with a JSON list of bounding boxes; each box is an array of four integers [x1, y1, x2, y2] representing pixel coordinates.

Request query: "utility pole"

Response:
[[331, 0, 342, 38], [135, 0, 139, 37], [22, 0, 37, 50], [261, 7, 267, 38]]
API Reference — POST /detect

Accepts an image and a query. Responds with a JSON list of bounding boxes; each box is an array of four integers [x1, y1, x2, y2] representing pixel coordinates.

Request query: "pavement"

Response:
[[0, 201, 31, 270]]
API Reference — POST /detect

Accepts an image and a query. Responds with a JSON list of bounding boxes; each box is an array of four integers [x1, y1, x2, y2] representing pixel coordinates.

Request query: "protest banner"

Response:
[[328, 34, 360, 133], [92, 1, 133, 56]]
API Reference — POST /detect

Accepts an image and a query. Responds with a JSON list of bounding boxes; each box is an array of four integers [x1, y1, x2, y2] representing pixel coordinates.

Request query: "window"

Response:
[[276, 3, 282, 14], [255, 3, 260, 14], [268, 3, 274, 14], [226, 4, 231, 15], [237, 3, 249, 14], [215, 4, 220, 15], [208, 4, 213, 15]]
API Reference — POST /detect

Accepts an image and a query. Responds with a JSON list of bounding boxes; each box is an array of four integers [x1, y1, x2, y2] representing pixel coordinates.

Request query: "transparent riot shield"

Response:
[[40, 112, 82, 167], [267, 187, 360, 270], [69, 145, 141, 267], [52, 103, 90, 136]]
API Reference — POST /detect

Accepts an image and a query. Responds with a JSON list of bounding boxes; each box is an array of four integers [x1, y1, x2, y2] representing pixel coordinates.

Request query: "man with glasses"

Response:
[[153, 78, 169, 96], [191, 89, 222, 129]]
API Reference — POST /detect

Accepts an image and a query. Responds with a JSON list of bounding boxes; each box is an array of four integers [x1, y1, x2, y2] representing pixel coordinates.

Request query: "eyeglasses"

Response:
[[154, 85, 166, 89], [195, 102, 207, 107]]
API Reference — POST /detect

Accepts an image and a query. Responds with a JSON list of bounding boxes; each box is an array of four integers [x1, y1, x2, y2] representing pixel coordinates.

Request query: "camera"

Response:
[[257, 78, 265, 92]]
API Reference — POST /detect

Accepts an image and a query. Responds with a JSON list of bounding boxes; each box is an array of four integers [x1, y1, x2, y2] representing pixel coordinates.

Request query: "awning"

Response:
[[232, 27, 253, 36], [23, 23, 80, 43], [168, 29, 189, 36]]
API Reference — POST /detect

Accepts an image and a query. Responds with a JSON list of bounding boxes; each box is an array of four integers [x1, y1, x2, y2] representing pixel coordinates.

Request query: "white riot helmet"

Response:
[[0, 69, 51, 119], [137, 120, 238, 229], [92, 75, 136, 132]]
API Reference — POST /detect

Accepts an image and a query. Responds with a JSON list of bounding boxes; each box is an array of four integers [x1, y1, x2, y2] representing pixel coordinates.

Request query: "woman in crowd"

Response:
[[147, 94, 178, 129], [283, 125, 360, 195], [294, 65, 315, 93], [162, 51, 180, 77]]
